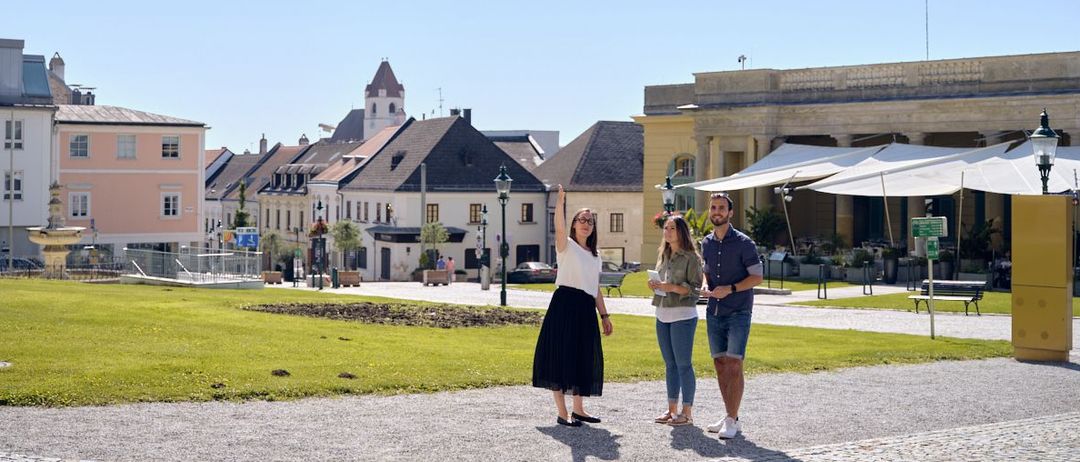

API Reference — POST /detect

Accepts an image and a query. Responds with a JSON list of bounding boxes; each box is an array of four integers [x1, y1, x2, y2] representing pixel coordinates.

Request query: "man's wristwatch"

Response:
[[729, 283, 737, 293]]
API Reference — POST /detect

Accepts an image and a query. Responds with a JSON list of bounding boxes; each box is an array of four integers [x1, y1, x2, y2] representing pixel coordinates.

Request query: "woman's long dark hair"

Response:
[[569, 208, 598, 257], [657, 215, 698, 263]]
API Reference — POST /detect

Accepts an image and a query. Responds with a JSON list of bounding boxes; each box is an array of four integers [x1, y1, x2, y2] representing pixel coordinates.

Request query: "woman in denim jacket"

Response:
[[647, 215, 704, 427]]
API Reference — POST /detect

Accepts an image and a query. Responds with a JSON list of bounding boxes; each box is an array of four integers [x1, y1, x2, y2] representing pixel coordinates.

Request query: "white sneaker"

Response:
[[715, 416, 740, 439]]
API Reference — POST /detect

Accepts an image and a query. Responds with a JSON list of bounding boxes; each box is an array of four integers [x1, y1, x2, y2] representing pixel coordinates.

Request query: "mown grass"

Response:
[[796, 290, 1080, 316], [0, 279, 1012, 407]]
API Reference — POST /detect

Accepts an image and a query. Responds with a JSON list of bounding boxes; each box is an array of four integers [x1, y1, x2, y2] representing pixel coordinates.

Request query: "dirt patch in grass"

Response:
[[244, 302, 543, 328]]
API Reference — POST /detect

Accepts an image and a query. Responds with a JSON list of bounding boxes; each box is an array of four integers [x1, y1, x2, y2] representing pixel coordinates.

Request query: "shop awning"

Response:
[[682, 143, 885, 192]]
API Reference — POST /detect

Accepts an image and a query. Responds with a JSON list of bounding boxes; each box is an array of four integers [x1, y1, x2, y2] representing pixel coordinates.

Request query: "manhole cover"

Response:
[[0, 361, 10, 368]]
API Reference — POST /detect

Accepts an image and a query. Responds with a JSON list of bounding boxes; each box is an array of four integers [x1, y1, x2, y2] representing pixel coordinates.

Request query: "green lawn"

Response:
[[797, 291, 1080, 316], [0, 279, 1012, 406], [512, 272, 855, 296]]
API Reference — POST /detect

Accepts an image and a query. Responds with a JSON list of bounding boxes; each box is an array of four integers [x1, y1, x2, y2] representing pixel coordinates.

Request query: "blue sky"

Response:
[[4, 0, 1078, 152]]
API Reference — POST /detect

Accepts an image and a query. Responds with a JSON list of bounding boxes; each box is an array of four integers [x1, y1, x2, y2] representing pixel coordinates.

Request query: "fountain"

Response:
[[27, 182, 85, 278]]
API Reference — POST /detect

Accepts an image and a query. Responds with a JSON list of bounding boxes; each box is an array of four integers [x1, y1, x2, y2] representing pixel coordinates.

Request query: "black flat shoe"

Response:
[[557, 416, 582, 427], [571, 412, 601, 423]]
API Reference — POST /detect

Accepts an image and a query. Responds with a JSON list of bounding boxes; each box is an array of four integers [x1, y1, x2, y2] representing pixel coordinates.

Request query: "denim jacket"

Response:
[[650, 249, 704, 308]]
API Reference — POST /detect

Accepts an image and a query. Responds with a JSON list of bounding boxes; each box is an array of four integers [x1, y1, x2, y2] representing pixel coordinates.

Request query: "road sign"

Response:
[[911, 217, 948, 238], [926, 236, 940, 260], [235, 227, 259, 248]]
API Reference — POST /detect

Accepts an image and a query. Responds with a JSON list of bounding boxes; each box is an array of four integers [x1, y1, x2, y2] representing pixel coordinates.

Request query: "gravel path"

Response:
[[2, 357, 1078, 461]]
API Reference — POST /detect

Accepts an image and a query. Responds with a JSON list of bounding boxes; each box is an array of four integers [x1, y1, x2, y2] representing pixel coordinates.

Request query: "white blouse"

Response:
[[554, 236, 601, 298]]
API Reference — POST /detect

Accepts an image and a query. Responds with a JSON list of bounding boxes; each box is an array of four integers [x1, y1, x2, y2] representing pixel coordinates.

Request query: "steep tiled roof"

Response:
[[56, 105, 204, 126], [294, 140, 365, 165], [231, 144, 307, 200], [491, 135, 544, 172], [341, 116, 547, 193], [313, 124, 405, 184], [206, 151, 263, 199], [330, 109, 364, 143], [532, 121, 643, 192], [365, 61, 404, 98]]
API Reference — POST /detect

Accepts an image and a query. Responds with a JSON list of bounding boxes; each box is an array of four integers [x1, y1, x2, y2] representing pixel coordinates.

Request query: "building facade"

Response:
[[635, 51, 1080, 267], [56, 105, 207, 257]]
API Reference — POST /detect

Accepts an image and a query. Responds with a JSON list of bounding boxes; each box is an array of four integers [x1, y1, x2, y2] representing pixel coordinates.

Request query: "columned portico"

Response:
[[833, 134, 855, 247]]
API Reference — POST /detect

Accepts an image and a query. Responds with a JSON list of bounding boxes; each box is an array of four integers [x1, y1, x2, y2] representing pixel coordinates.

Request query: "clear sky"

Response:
[[4, 0, 1078, 152]]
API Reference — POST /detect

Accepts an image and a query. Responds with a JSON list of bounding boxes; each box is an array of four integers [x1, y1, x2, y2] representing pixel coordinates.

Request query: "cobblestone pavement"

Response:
[[283, 281, 1080, 350], [717, 412, 1080, 461], [3, 357, 1078, 461]]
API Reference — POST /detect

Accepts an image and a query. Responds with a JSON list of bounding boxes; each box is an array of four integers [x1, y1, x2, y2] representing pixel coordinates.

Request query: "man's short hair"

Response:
[[710, 192, 734, 210]]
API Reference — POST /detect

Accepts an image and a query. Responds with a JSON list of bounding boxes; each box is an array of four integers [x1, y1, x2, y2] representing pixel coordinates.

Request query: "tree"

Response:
[[746, 206, 787, 249], [260, 231, 284, 270], [420, 222, 449, 268], [330, 221, 362, 270], [233, 181, 251, 229]]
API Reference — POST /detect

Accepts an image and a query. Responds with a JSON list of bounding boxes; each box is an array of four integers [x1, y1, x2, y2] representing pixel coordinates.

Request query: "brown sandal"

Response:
[[654, 411, 674, 423], [667, 414, 693, 427]]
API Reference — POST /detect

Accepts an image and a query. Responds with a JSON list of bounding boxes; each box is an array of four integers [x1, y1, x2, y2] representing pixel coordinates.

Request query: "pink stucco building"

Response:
[[55, 104, 206, 259]]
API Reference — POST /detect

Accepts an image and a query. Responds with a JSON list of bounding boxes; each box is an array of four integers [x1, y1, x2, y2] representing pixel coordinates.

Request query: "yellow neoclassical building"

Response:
[[634, 51, 1080, 268]]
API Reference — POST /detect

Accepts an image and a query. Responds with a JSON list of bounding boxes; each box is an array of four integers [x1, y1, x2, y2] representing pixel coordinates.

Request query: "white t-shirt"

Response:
[[555, 237, 601, 298]]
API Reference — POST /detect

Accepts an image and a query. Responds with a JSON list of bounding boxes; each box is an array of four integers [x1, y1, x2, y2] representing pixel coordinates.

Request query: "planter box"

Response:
[[338, 271, 361, 287], [765, 261, 796, 278], [423, 270, 451, 286], [799, 264, 829, 281], [846, 267, 876, 284], [261, 271, 282, 284], [829, 265, 845, 280]]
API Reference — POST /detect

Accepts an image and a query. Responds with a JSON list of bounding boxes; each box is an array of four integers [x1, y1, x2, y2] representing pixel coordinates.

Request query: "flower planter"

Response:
[[423, 269, 451, 286], [765, 261, 796, 278], [338, 270, 361, 287], [261, 271, 282, 284]]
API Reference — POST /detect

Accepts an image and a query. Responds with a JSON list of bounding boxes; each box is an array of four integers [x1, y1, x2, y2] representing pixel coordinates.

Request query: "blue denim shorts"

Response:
[[706, 310, 752, 359]]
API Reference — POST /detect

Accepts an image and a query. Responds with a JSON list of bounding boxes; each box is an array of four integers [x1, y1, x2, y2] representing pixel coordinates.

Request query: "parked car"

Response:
[[602, 261, 632, 273], [621, 261, 642, 272], [507, 262, 557, 283]]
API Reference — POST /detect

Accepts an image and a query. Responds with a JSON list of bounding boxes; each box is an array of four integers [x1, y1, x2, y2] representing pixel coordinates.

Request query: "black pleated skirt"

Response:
[[532, 286, 604, 397]]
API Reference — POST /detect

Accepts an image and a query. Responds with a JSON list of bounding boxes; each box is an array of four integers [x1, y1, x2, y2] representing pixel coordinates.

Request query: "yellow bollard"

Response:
[[1011, 195, 1073, 361]]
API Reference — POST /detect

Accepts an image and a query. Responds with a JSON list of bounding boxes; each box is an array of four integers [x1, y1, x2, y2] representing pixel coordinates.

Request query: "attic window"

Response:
[[458, 148, 473, 167], [390, 151, 406, 170]]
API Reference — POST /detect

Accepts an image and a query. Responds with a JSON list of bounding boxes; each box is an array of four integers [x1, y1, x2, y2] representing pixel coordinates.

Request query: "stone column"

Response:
[[695, 135, 712, 213], [833, 134, 855, 247], [905, 132, 927, 252], [754, 135, 773, 211]]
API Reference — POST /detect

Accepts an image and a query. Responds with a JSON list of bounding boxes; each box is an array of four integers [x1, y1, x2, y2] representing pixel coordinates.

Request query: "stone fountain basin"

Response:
[[27, 226, 85, 245]]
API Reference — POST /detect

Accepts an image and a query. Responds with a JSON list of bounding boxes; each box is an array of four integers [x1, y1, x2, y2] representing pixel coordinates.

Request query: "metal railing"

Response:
[[125, 247, 262, 284]]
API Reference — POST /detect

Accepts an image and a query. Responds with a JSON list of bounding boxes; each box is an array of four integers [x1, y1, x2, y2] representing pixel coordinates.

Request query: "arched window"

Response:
[[389, 102, 396, 114], [667, 154, 697, 212], [371, 103, 377, 115]]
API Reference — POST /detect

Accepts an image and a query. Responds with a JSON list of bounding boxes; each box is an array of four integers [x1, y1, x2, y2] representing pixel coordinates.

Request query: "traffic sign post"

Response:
[[912, 217, 948, 340]]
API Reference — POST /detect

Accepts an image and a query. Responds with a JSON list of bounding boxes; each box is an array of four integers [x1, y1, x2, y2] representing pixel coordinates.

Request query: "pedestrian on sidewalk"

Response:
[[532, 184, 613, 427], [436, 256, 446, 270], [648, 215, 703, 427], [447, 257, 455, 283], [700, 192, 763, 439]]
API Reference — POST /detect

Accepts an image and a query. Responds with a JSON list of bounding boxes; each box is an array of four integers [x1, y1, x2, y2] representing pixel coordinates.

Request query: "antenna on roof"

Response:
[[437, 87, 444, 117]]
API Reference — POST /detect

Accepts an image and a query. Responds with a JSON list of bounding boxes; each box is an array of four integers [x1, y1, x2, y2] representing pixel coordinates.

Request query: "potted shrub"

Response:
[[829, 255, 845, 280], [937, 249, 956, 280], [846, 249, 876, 283], [799, 249, 828, 281]]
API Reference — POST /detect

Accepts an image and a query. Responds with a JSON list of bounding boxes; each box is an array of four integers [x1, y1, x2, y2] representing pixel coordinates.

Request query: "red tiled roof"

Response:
[[365, 61, 404, 98]]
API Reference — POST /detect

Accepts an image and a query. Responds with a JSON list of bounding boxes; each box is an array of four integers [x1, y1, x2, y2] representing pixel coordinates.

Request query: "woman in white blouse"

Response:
[[532, 184, 614, 427]]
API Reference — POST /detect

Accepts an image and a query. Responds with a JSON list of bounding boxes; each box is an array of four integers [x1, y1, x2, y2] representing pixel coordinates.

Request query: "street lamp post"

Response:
[[1030, 109, 1060, 195], [292, 226, 300, 288], [479, 204, 489, 290], [313, 200, 326, 290], [494, 165, 513, 306]]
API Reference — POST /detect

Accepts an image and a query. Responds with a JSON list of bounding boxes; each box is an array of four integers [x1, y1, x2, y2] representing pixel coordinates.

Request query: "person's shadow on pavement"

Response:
[[669, 425, 801, 461], [536, 424, 621, 462]]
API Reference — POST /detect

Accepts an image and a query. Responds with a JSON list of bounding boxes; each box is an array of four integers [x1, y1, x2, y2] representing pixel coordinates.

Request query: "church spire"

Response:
[[365, 60, 404, 98]]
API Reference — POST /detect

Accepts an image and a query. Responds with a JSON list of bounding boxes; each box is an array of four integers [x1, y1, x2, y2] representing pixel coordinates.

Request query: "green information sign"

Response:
[[912, 217, 948, 238], [926, 237, 940, 260]]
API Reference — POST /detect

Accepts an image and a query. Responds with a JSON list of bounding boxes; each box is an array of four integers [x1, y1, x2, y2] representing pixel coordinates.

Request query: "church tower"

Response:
[[365, 60, 406, 135]]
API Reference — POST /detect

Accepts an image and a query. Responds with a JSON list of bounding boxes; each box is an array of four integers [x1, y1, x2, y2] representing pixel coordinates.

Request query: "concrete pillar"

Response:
[[905, 132, 926, 252], [709, 137, 722, 182], [695, 135, 711, 213], [833, 134, 855, 247], [753, 135, 773, 211]]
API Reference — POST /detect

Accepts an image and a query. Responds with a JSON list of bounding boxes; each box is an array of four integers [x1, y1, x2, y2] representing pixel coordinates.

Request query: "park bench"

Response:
[[908, 280, 986, 316], [600, 272, 628, 297]]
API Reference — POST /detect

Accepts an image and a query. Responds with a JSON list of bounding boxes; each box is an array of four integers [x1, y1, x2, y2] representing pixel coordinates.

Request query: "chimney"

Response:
[[0, 39, 24, 97], [463, 108, 472, 126], [49, 52, 65, 81], [259, 133, 268, 155], [298, 134, 309, 146], [449, 108, 461, 117]]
